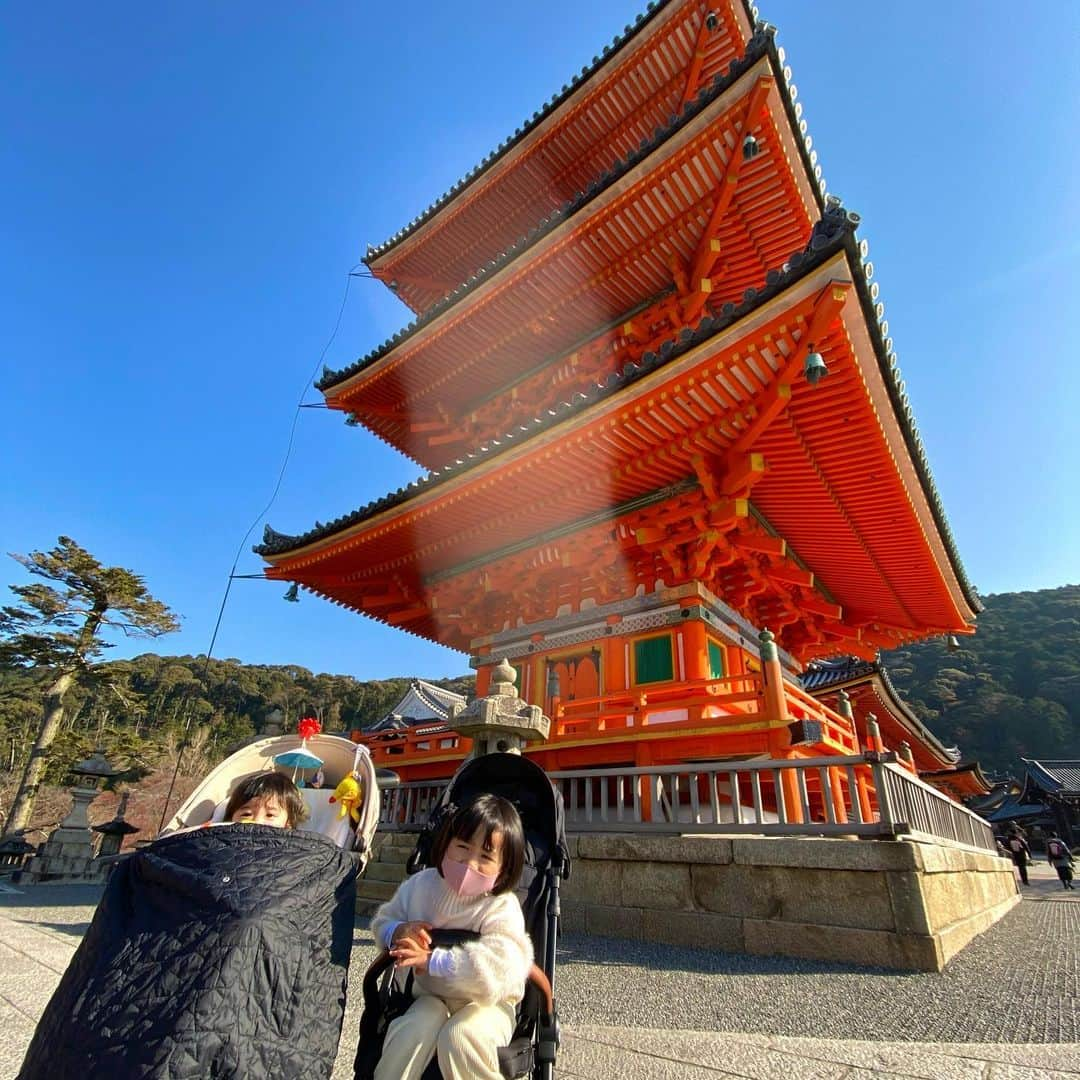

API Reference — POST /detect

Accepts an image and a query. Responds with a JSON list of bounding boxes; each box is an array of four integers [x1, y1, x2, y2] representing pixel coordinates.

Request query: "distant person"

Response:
[[1045, 832, 1075, 890], [1006, 829, 1031, 885]]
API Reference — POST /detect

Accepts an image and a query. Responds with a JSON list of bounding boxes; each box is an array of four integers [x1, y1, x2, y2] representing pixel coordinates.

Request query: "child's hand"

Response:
[[390, 921, 432, 949], [390, 933, 431, 974]]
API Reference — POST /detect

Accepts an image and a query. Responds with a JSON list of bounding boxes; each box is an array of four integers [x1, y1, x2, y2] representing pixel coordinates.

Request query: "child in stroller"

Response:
[[18, 727, 380, 1080], [354, 752, 569, 1080]]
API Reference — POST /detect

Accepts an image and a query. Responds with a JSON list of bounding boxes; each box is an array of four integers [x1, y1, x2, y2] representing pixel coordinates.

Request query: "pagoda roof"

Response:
[[268, 202, 853, 557], [919, 761, 993, 799], [321, 27, 813, 411], [364, 0, 764, 312], [259, 203, 978, 655]]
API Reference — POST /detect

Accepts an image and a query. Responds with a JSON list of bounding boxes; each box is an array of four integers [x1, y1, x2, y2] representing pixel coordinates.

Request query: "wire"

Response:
[[156, 262, 363, 832]]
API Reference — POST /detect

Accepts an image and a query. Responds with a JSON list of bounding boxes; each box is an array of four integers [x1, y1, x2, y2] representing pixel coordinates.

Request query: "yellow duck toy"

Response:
[[329, 774, 362, 824]]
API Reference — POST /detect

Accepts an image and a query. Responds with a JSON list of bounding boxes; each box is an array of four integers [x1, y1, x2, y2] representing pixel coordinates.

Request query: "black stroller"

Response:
[[354, 753, 569, 1080]]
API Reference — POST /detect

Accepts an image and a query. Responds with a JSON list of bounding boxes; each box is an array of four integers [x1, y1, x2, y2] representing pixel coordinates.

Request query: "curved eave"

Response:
[[921, 761, 993, 797], [805, 664, 958, 769], [320, 25, 822, 399], [365, 0, 758, 309], [264, 211, 857, 562], [261, 222, 977, 636]]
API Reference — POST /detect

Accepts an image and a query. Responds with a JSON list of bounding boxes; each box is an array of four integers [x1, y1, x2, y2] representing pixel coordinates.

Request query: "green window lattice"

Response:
[[707, 639, 726, 679], [634, 635, 674, 685]]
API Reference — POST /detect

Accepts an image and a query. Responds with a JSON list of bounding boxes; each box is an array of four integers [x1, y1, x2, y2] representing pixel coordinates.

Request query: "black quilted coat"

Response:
[[18, 824, 358, 1079]]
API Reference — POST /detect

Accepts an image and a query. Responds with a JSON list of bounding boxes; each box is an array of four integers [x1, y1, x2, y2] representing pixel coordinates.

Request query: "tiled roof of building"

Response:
[[800, 654, 962, 766], [799, 656, 876, 692], [320, 26, 782, 393], [1023, 759, 1080, 796], [363, 0, 756, 268], [366, 679, 466, 733], [263, 197, 980, 626]]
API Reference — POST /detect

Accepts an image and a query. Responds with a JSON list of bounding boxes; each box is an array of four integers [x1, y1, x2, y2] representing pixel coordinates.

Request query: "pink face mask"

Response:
[[441, 855, 497, 898]]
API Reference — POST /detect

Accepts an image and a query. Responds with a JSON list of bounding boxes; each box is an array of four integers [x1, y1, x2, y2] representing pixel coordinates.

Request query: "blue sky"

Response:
[[3, 1, 1078, 680]]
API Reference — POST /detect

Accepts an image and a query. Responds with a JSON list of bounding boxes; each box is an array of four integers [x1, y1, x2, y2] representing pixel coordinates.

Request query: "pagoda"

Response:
[[258, 0, 980, 799]]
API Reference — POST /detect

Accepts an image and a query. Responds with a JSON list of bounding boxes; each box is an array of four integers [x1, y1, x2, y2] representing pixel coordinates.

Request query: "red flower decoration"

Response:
[[297, 717, 322, 741]]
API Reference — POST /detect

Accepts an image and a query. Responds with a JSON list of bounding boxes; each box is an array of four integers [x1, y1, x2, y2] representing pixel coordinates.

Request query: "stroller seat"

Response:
[[164, 733, 380, 864], [202, 786, 357, 848], [354, 752, 569, 1080]]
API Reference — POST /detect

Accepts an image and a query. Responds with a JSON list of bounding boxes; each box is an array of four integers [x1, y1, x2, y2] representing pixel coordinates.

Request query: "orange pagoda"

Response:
[[258, 0, 982, 798]]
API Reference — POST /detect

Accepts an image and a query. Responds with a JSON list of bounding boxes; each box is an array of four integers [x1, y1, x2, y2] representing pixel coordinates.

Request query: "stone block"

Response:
[[575, 833, 733, 865], [885, 871, 931, 936], [559, 905, 586, 935], [585, 903, 644, 940], [692, 864, 779, 919], [916, 843, 980, 874], [562, 859, 623, 907], [620, 860, 693, 910], [694, 863, 893, 929], [731, 836, 921, 872], [743, 916, 943, 972], [920, 871, 982, 933], [637, 908, 744, 952], [937, 893, 1021, 968]]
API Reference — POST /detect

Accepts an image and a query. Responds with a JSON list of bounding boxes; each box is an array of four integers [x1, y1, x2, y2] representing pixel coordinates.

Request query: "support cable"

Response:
[[157, 263, 363, 831]]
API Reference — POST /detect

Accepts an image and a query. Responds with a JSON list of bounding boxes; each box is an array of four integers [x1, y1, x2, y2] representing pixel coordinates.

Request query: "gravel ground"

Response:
[[552, 900, 1078, 1044], [4, 882, 1076, 1047]]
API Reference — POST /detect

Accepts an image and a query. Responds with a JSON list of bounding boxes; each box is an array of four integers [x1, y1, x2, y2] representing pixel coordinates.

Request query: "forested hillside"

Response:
[[3, 586, 1077, 815], [0, 653, 474, 790], [883, 585, 1080, 774]]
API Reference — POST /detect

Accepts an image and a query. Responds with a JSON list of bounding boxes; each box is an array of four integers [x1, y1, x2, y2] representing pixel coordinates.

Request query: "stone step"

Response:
[[364, 860, 410, 883], [356, 878, 399, 903], [375, 832, 420, 853], [356, 896, 384, 919], [372, 841, 413, 862]]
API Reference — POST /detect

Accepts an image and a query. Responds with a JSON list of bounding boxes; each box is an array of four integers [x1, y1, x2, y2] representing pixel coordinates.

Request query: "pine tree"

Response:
[[0, 537, 179, 834]]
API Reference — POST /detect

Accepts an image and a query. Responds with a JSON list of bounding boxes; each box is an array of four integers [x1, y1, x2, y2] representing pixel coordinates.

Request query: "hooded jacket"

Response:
[[18, 824, 357, 1079]]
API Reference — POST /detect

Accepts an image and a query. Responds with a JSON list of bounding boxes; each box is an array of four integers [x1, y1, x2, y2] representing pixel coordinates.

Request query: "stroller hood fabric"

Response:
[[18, 825, 358, 1080]]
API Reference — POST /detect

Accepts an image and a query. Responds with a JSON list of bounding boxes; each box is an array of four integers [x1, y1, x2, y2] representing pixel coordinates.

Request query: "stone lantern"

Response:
[[92, 792, 140, 858], [23, 750, 122, 882], [450, 658, 550, 759], [262, 707, 285, 738]]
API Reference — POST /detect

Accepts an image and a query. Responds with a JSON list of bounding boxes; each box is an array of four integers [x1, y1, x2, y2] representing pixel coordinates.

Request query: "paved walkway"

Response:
[[0, 864, 1077, 1079]]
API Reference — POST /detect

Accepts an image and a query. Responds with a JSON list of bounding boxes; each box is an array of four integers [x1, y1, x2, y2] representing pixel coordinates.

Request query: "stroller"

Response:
[[163, 730, 382, 865], [19, 731, 380, 1080], [354, 752, 569, 1080]]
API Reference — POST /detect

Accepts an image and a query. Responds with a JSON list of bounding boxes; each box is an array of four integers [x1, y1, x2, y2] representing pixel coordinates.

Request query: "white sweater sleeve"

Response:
[[370, 873, 417, 951], [427, 892, 533, 1006]]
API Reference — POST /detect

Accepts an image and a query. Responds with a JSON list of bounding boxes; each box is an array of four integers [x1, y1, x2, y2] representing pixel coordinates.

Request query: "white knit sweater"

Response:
[[370, 867, 533, 1006]]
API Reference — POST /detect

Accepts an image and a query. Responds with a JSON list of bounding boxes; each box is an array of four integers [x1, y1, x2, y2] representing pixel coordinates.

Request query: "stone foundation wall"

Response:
[[560, 834, 1019, 972]]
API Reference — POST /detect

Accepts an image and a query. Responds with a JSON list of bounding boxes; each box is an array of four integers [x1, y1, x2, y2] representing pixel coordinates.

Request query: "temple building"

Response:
[[801, 656, 991, 798], [258, 0, 981, 805], [365, 680, 467, 734], [972, 760, 1080, 845]]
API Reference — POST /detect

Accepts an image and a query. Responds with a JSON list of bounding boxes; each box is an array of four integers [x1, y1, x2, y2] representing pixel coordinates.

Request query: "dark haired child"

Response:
[[224, 770, 308, 828], [367, 793, 532, 1080]]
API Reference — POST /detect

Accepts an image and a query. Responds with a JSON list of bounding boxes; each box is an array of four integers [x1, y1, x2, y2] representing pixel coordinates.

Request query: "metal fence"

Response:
[[376, 752, 996, 854]]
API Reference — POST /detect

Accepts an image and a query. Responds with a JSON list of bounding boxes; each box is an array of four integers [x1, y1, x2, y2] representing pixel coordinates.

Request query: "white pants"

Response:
[[373, 992, 516, 1080]]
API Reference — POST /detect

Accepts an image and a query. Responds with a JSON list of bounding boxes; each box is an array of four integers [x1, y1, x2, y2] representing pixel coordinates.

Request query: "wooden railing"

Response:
[[377, 752, 996, 854], [551, 673, 859, 753], [363, 672, 860, 769]]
